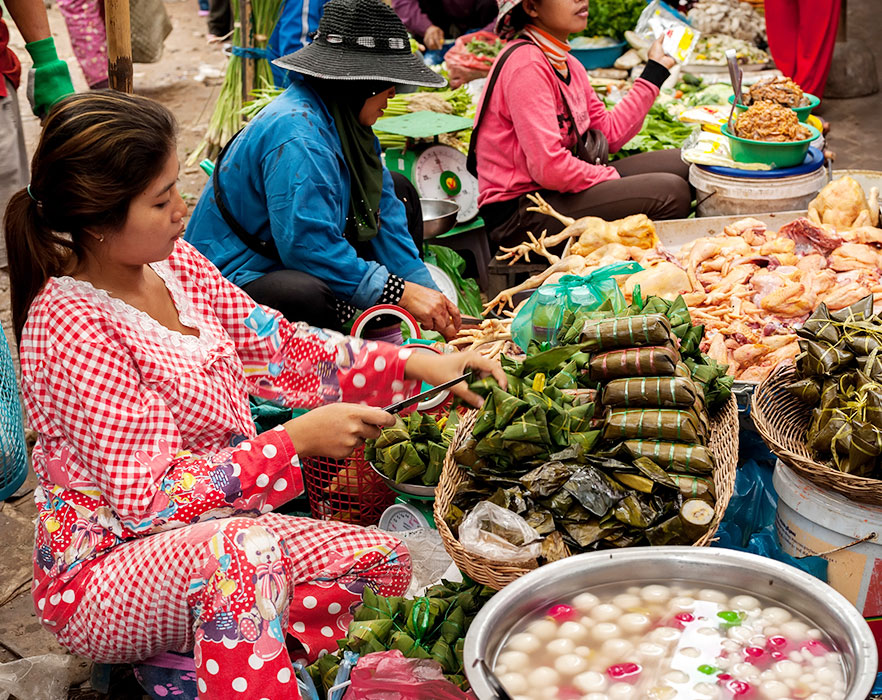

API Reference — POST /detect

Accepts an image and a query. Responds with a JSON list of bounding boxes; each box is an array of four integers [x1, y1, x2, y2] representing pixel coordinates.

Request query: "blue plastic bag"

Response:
[[510, 262, 643, 351], [712, 437, 828, 582]]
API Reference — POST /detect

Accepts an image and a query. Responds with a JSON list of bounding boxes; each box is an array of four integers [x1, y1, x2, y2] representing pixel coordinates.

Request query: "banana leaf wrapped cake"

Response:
[[786, 295, 882, 478], [445, 294, 730, 564], [365, 411, 456, 486]]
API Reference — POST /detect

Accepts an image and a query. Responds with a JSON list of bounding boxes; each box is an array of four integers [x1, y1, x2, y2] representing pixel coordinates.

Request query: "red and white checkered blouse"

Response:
[[19, 240, 415, 632]]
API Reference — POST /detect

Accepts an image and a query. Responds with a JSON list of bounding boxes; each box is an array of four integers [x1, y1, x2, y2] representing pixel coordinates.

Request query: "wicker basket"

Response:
[[433, 396, 740, 590], [752, 363, 882, 505]]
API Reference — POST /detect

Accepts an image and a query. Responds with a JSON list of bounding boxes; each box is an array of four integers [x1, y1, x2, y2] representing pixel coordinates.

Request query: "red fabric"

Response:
[[0, 11, 23, 98], [473, 42, 660, 207], [764, 0, 841, 99]]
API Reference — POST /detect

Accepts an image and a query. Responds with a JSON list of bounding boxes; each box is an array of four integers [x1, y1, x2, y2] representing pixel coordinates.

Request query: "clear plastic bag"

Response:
[[458, 501, 541, 564], [510, 263, 643, 351], [635, 0, 700, 64], [343, 650, 475, 700]]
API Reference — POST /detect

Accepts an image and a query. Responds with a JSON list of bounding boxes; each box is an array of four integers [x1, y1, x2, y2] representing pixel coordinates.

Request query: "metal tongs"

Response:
[[726, 48, 743, 134], [473, 658, 514, 700]]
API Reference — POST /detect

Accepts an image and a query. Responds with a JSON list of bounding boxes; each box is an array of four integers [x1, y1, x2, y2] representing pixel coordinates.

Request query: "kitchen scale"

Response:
[[378, 491, 437, 532], [377, 112, 480, 224]]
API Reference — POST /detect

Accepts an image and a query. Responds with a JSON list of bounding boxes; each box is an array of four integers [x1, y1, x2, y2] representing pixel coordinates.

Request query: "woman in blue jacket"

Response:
[[186, 0, 461, 339]]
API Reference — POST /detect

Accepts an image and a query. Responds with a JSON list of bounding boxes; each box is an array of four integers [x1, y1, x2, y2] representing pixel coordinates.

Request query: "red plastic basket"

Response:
[[301, 445, 396, 526]]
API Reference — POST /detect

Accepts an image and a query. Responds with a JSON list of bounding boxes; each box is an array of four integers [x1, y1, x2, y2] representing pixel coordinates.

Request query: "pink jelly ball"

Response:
[[743, 646, 768, 665], [674, 612, 695, 627], [606, 662, 642, 681], [558, 686, 582, 700], [716, 674, 732, 682], [548, 604, 579, 622], [726, 679, 754, 697], [766, 636, 789, 650], [801, 640, 831, 657]]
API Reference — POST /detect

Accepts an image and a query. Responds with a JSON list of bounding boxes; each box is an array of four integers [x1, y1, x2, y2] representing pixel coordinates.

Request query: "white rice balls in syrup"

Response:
[[494, 581, 846, 700]]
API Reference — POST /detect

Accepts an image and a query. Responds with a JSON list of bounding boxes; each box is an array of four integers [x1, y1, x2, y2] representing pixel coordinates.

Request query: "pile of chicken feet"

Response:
[[481, 177, 882, 382]]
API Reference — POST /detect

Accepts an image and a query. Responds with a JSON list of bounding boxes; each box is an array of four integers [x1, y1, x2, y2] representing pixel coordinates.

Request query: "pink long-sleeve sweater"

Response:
[[474, 42, 662, 207]]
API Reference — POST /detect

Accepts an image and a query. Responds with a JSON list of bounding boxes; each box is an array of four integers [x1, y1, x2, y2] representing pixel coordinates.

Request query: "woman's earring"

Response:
[[98, 234, 105, 243]]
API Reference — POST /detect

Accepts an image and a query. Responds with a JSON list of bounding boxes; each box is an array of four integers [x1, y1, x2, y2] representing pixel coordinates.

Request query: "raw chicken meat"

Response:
[[778, 217, 843, 255], [808, 176, 880, 230]]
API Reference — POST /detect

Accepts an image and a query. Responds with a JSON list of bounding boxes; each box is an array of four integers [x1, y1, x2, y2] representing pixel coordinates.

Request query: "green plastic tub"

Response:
[[728, 92, 820, 122], [722, 123, 821, 168]]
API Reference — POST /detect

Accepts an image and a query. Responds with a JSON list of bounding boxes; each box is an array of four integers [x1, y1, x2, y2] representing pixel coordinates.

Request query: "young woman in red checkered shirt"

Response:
[[3, 90, 503, 699]]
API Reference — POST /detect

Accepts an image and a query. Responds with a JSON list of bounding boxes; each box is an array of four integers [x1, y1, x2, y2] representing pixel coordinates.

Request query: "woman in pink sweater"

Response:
[[472, 0, 691, 249]]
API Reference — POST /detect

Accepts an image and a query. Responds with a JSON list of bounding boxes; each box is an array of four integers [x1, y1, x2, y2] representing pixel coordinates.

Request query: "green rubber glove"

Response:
[[25, 37, 75, 119]]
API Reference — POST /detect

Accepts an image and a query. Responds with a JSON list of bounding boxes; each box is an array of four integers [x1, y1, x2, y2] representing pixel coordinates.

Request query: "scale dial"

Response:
[[412, 145, 479, 223]]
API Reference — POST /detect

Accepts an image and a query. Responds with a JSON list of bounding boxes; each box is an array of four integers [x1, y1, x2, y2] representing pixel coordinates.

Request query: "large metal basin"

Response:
[[464, 547, 877, 700]]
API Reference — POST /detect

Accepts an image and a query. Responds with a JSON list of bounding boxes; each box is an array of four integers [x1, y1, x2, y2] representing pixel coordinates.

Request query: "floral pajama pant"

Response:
[[52, 514, 411, 699], [55, 0, 108, 88]]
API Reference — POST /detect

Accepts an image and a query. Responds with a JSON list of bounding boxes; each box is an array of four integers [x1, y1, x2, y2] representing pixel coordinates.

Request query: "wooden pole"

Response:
[[104, 0, 133, 93], [239, 0, 254, 102]]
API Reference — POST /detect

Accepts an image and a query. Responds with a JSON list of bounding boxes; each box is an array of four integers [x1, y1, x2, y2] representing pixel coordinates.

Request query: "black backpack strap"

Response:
[[466, 39, 530, 178], [213, 131, 282, 262]]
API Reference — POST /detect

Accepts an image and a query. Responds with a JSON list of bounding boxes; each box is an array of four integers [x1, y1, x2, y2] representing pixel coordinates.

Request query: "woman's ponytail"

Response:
[[4, 189, 74, 343]]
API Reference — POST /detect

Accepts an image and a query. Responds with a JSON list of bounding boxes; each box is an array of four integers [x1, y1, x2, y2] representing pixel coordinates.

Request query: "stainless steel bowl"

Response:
[[369, 462, 436, 498], [464, 547, 878, 700], [421, 198, 460, 239]]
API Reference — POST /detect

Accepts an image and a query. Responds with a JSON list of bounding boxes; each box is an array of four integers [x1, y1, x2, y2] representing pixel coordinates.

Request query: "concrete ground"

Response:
[[0, 0, 880, 697]]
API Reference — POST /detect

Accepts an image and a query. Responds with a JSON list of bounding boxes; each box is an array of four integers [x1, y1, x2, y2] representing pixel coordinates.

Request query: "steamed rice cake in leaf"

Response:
[[504, 439, 549, 461], [524, 508, 557, 535], [375, 418, 410, 449], [588, 346, 679, 381], [602, 376, 700, 409], [563, 465, 627, 516], [798, 303, 839, 345], [570, 429, 601, 453], [488, 487, 529, 514], [393, 442, 426, 484], [502, 405, 552, 444], [798, 338, 854, 376], [613, 493, 660, 529], [786, 377, 822, 404], [541, 531, 572, 562], [521, 460, 575, 497], [567, 402, 596, 433], [471, 392, 496, 439], [562, 519, 610, 548], [579, 314, 672, 351], [491, 386, 530, 430], [603, 408, 706, 444], [646, 515, 692, 546], [620, 440, 714, 474]]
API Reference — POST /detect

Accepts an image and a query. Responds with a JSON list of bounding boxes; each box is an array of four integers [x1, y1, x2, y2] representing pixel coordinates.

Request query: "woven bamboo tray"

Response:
[[433, 395, 739, 590], [752, 363, 882, 505]]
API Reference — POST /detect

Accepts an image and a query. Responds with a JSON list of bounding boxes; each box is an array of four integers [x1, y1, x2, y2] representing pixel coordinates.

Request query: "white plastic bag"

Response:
[[635, 0, 700, 64], [459, 501, 541, 564]]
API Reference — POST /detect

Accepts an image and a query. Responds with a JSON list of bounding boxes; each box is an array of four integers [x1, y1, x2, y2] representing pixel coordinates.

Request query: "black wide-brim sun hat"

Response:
[[273, 0, 447, 88]]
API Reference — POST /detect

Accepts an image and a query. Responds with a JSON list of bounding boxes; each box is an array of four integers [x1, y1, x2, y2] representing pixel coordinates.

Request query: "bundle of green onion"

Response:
[[189, 0, 284, 163]]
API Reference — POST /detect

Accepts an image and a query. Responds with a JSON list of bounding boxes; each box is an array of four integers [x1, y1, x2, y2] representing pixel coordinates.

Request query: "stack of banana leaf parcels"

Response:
[[365, 412, 457, 487], [446, 295, 733, 564], [787, 295, 882, 478]]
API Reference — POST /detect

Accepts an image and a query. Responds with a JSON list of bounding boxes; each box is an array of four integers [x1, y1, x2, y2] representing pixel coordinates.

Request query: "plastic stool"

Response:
[[432, 219, 491, 292]]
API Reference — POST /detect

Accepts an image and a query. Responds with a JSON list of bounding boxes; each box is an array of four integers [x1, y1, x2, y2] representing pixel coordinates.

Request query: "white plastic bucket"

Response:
[[773, 461, 882, 660], [689, 164, 828, 217]]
